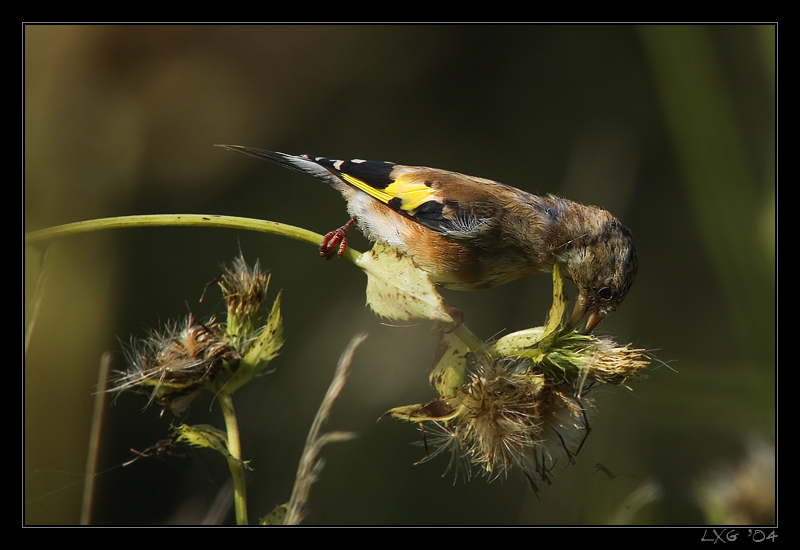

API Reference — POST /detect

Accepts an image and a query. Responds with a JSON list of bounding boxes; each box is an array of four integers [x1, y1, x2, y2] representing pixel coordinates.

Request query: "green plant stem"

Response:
[[216, 388, 248, 525], [24, 214, 363, 263]]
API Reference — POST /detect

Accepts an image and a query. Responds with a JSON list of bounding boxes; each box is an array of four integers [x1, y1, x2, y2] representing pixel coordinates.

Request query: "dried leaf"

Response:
[[356, 243, 454, 323]]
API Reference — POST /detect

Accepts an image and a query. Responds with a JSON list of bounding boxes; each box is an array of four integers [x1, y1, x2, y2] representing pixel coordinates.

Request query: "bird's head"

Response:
[[561, 219, 638, 332]]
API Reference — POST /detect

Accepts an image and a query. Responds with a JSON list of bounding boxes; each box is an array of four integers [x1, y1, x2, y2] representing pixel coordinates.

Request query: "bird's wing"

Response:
[[218, 146, 505, 240]]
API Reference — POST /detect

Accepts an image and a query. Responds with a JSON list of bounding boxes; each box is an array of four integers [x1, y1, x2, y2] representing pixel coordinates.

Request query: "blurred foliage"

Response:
[[24, 24, 775, 525]]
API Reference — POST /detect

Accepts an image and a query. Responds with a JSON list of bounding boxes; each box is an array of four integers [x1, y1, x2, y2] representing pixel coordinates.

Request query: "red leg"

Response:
[[320, 217, 356, 258]]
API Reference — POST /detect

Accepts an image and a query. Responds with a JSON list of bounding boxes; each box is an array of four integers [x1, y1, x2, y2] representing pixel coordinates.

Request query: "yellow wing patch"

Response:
[[341, 173, 437, 213]]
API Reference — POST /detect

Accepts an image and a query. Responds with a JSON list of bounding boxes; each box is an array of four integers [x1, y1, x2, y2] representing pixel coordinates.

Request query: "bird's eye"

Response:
[[598, 287, 614, 301]]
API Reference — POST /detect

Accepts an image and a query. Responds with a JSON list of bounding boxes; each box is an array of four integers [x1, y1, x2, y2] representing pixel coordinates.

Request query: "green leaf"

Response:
[[242, 290, 284, 368], [225, 291, 284, 395], [174, 423, 230, 455]]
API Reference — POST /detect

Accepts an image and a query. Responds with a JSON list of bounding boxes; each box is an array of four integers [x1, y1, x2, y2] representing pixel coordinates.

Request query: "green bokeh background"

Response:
[[24, 24, 775, 525]]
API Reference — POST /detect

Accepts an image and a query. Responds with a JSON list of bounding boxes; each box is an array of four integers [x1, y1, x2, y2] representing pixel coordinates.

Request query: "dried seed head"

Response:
[[455, 358, 546, 477], [404, 327, 649, 487], [115, 315, 237, 414], [416, 355, 593, 488], [579, 336, 650, 387]]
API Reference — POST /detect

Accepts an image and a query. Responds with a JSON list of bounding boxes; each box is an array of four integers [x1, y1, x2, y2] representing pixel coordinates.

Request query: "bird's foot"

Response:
[[320, 217, 356, 259]]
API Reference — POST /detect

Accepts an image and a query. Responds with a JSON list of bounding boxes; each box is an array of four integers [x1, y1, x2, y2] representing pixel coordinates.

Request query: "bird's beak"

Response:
[[569, 294, 605, 333], [583, 309, 605, 333]]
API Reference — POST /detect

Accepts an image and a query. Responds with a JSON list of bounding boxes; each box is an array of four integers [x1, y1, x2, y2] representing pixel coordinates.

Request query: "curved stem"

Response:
[[25, 214, 363, 263]]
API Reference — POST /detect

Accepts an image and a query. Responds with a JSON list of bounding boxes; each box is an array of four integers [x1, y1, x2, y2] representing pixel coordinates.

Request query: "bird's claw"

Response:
[[320, 217, 356, 259]]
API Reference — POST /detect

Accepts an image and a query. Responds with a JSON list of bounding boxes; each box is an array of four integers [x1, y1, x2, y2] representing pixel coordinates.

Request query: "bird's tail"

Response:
[[216, 144, 341, 186]]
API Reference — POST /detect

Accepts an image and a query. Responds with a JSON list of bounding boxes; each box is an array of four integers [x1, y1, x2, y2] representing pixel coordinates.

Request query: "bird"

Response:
[[218, 145, 638, 332]]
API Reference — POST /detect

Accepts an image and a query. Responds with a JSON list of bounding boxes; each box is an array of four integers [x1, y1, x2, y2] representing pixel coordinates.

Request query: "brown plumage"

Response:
[[219, 145, 638, 331]]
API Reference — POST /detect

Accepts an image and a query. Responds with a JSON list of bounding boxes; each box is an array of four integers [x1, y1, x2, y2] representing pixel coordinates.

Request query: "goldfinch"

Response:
[[219, 145, 638, 332]]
